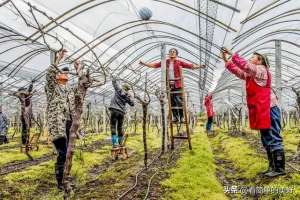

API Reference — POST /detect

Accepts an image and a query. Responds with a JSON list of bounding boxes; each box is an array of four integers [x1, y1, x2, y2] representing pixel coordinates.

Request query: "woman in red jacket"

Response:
[[204, 93, 214, 134], [140, 48, 204, 122], [221, 48, 285, 177]]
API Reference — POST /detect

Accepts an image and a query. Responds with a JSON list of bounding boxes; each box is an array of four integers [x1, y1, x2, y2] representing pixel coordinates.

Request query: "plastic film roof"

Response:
[[0, 0, 299, 114]]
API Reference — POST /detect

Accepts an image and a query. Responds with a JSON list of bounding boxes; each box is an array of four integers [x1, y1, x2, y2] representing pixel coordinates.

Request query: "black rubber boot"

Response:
[[0, 135, 5, 145], [55, 164, 64, 190], [265, 149, 286, 177], [262, 148, 274, 175]]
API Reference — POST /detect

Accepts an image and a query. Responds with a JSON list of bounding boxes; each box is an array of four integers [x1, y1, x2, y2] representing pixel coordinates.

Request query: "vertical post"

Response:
[[0, 82, 2, 107], [241, 85, 246, 128], [228, 89, 231, 129], [50, 50, 56, 64], [161, 44, 168, 152], [102, 96, 107, 134], [275, 40, 282, 105]]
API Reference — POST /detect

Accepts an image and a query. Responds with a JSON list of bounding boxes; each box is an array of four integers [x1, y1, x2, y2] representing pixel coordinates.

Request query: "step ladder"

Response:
[[166, 75, 192, 150], [111, 134, 129, 160]]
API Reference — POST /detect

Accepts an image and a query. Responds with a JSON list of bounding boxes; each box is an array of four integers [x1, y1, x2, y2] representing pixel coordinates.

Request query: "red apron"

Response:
[[246, 70, 271, 130]]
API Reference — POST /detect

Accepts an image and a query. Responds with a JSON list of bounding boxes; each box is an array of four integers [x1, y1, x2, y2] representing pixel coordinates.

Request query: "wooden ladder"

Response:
[[167, 74, 192, 150]]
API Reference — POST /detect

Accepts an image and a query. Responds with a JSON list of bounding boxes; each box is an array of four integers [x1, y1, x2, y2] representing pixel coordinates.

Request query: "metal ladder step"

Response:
[[172, 136, 189, 139], [171, 107, 183, 109]]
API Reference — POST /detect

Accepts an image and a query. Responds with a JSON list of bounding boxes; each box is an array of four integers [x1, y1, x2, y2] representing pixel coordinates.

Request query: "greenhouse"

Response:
[[0, 0, 299, 199]]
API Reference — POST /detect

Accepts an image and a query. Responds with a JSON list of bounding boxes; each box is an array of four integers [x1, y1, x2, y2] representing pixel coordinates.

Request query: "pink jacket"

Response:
[[225, 53, 278, 107], [204, 95, 214, 117]]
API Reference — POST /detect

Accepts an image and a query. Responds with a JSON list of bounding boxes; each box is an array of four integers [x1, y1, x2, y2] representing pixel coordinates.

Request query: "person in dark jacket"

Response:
[[109, 78, 134, 148], [13, 81, 34, 145], [0, 106, 9, 144]]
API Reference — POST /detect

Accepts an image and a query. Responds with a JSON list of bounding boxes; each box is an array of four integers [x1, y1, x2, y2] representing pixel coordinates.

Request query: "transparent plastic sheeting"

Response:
[[0, 0, 299, 115]]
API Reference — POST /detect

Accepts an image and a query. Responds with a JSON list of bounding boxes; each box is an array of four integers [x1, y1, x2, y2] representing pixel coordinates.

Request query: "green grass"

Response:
[[0, 145, 51, 166], [1, 127, 162, 199], [77, 127, 162, 199], [213, 127, 300, 199], [161, 128, 228, 200], [0, 132, 110, 200], [211, 130, 267, 180]]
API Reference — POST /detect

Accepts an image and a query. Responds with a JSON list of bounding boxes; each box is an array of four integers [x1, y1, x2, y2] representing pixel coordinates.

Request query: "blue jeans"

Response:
[[260, 106, 283, 152], [206, 117, 213, 131]]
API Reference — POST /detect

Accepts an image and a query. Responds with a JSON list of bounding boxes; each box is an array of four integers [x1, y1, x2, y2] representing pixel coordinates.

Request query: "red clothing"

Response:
[[225, 53, 271, 129], [204, 95, 214, 117], [246, 71, 271, 129], [153, 59, 193, 88]]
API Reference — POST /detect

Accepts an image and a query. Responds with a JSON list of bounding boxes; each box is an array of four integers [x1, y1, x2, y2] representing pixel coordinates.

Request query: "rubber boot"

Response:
[[261, 148, 274, 175], [4, 135, 8, 144], [111, 134, 119, 148], [265, 149, 286, 177], [118, 135, 123, 146], [55, 164, 64, 190], [0, 135, 4, 145]]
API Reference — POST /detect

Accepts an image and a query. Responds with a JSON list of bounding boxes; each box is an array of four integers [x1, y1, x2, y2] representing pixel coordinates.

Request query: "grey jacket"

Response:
[[0, 112, 8, 136], [109, 79, 134, 114]]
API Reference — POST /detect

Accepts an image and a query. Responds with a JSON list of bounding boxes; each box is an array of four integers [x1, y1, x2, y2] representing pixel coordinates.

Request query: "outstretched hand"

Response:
[[55, 49, 67, 64], [74, 60, 81, 74], [192, 64, 206, 69], [221, 47, 232, 63]]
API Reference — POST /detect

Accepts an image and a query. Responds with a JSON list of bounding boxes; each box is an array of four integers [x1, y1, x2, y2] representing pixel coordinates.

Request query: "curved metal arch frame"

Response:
[[234, 9, 300, 43], [108, 41, 215, 85], [26, 0, 237, 41], [67, 19, 224, 61], [102, 36, 217, 72], [95, 29, 221, 63]]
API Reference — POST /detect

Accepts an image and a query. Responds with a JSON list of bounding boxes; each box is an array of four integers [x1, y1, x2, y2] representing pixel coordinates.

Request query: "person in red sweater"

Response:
[[221, 47, 285, 177], [204, 93, 214, 134], [140, 48, 205, 122]]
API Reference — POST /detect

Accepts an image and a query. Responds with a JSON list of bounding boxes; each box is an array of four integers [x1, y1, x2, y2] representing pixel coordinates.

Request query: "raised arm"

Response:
[[140, 61, 161, 68], [125, 94, 135, 107], [27, 82, 33, 93], [225, 60, 248, 80], [45, 50, 66, 91], [180, 60, 205, 70], [112, 78, 122, 94], [231, 53, 259, 76]]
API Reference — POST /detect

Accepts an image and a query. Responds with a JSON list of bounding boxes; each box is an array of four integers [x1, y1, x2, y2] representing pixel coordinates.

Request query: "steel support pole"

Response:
[[228, 89, 231, 129], [161, 43, 168, 151], [275, 40, 282, 106], [241, 84, 246, 128]]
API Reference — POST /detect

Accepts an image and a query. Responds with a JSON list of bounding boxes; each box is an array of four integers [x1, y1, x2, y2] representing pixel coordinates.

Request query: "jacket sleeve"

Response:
[[27, 83, 33, 93], [180, 60, 193, 69], [112, 78, 122, 94], [125, 94, 135, 107], [225, 60, 248, 80], [3, 114, 8, 127], [153, 62, 161, 68], [45, 65, 59, 94], [231, 53, 259, 77], [231, 53, 247, 69]]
